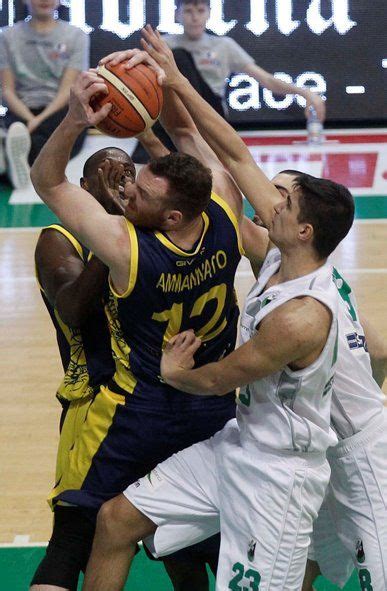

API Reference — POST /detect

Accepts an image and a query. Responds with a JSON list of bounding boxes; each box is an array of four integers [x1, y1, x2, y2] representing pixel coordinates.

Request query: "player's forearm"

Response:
[[170, 77, 246, 170], [31, 114, 85, 198], [259, 74, 307, 99], [170, 76, 277, 226], [160, 87, 195, 140], [137, 129, 170, 159], [163, 362, 231, 396], [55, 256, 109, 327]]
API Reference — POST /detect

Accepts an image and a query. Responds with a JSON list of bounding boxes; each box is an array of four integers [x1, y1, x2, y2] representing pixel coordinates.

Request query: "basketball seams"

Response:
[[127, 64, 163, 116], [98, 65, 156, 131], [103, 114, 141, 136]]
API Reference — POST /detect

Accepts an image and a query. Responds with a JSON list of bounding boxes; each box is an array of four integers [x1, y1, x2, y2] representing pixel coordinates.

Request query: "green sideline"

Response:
[[0, 180, 387, 228], [0, 546, 361, 590]]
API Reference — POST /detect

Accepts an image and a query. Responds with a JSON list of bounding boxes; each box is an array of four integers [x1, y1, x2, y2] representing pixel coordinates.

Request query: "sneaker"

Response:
[[5, 122, 31, 189]]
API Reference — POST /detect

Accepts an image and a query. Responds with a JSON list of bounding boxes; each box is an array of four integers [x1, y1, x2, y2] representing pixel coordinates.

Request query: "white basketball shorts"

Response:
[[124, 419, 330, 590], [312, 411, 387, 590]]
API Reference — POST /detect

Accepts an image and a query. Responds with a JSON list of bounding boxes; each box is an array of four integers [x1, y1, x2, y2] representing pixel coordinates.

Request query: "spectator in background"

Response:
[[0, 0, 89, 189], [132, 0, 326, 162]]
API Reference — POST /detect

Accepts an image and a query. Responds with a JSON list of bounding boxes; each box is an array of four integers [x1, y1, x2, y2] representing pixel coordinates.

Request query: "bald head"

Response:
[[82, 148, 135, 181], [80, 148, 136, 206]]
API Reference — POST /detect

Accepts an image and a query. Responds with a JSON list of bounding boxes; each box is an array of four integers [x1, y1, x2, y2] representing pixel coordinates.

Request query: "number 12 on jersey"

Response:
[[152, 283, 227, 346]]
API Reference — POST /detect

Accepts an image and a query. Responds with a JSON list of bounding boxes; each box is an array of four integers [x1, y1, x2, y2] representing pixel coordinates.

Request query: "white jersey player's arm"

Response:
[[137, 128, 170, 159], [361, 314, 387, 387], [159, 86, 244, 223], [161, 297, 332, 396]]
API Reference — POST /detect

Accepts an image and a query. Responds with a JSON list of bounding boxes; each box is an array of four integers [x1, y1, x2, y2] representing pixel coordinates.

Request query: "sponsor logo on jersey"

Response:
[[356, 539, 365, 563], [157, 250, 227, 293], [248, 538, 257, 561], [346, 332, 368, 352], [260, 292, 279, 308], [146, 468, 164, 491]]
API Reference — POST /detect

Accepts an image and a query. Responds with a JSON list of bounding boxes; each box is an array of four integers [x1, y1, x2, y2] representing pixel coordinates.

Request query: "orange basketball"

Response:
[[91, 62, 163, 138]]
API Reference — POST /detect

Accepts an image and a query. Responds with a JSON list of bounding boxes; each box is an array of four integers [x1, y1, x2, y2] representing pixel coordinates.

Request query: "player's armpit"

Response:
[[240, 216, 270, 277]]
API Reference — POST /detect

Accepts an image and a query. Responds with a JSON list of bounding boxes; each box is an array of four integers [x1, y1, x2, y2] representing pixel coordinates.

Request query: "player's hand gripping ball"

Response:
[[91, 62, 163, 138]]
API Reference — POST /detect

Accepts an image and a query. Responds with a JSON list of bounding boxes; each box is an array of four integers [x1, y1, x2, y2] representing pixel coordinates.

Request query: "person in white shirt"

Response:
[[132, 0, 325, 163]]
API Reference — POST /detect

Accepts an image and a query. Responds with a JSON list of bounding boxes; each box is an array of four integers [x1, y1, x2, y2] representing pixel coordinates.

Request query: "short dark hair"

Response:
[[149, 153, 212, 220], [176, 0, 210, 8], [82, 148, 135, 180], [283, 172, 354, 259]]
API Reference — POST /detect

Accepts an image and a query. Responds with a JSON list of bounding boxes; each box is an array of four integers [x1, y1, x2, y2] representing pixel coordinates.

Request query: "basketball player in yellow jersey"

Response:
[[31, 148, 135, 591]]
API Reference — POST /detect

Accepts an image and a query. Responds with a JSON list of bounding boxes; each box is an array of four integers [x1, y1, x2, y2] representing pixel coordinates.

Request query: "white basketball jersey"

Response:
[[238, 248, 338, 453], [330, 268, 385, 439]]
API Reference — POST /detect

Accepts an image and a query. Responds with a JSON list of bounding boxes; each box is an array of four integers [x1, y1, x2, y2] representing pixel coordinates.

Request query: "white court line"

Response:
[[0, 541, 47, 548], [0, 540, 143, 548], [0, 226, 41, 232], [13, 535, 30, 544]]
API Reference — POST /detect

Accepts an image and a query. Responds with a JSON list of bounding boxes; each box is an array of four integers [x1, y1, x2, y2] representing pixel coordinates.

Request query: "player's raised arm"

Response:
[[138, 26, 281, 229], [30, 71, 130, 287]]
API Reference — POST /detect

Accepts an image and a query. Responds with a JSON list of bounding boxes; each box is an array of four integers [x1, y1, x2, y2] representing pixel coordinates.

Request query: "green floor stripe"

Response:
[[0, 546, 361, 590], [353, 195, 387, 219]]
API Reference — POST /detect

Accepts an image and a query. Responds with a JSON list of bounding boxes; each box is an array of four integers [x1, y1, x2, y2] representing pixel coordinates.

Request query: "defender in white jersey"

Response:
[[256, 172, 387, 591]]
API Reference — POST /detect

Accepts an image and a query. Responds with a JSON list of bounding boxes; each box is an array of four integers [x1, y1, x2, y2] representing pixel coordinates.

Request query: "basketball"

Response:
[[91, 62, 163, 138]]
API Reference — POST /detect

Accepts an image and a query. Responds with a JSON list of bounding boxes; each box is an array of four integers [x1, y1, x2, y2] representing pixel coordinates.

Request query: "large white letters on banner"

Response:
[[206, 0, 237, 36], [228, 71, 328, 111], [276, 0, 300, 36], [60, 0, 93, 33], [228, 74, 261, 111], [158, 0, 183, 33], [263, 73, 294, 109], [306, 0, 357, 35], [101, 0, 145, 39], [0, 1, 357, 37]]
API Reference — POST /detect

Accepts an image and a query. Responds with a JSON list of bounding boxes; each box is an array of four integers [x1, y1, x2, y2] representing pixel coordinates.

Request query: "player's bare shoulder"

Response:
[[259, 296, 332, 369]]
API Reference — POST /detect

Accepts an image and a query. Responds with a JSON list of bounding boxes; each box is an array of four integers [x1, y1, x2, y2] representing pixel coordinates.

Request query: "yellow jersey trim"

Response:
[[109, 219, 139, 299], [154, 212, 210, 256], [35, 224, 84, 292], [211, 192, 245, 256]]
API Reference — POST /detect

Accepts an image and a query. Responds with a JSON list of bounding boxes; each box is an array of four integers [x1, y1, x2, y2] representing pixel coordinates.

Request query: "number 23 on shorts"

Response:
[[228, 562, 261, 590]]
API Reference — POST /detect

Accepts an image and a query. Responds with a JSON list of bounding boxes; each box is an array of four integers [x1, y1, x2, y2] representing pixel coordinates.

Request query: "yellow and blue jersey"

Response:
[[107, 193, 243, 401]]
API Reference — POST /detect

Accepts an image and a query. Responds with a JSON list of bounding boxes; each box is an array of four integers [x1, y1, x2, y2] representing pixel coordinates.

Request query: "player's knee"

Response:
[[96, 494, 153, 546]]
